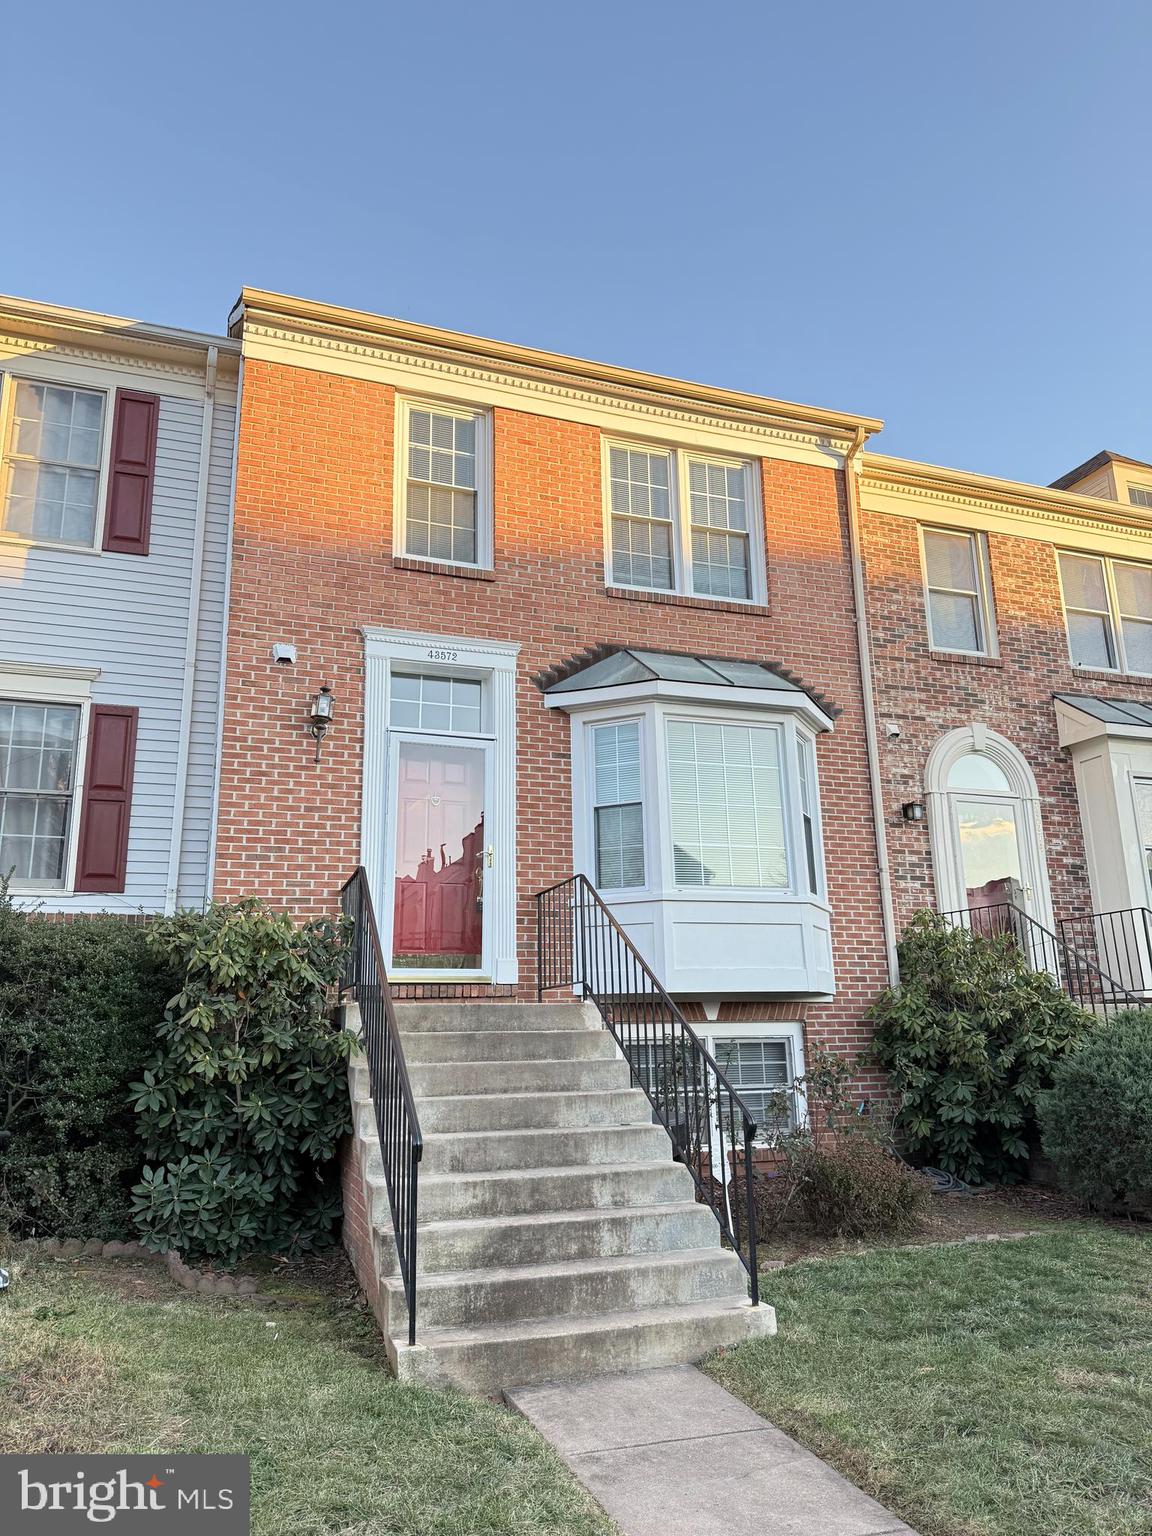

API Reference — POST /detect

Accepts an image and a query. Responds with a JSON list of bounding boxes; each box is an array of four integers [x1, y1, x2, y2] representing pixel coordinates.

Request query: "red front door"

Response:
[[391, 740, 485, 970]]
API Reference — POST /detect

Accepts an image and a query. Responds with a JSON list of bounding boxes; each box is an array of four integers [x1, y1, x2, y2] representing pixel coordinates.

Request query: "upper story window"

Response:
[[1058, 551, 1152, 675], [605, 442, 762, 603], [1129, 486, 1152, 509], [920, 527, 996, 655], [397, 400, 491, 569], [0, 699, 81, 887], [1, 382, 106, 547]]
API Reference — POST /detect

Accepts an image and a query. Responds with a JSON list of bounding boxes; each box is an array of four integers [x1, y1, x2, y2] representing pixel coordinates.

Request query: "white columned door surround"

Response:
[[923, 723, 1055, 931], [362, 627, 520, 985]]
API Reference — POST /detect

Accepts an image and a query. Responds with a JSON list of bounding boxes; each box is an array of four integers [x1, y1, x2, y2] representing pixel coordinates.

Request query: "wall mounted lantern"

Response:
[[901, 800, 925, 823], [308, 686, 334, 761]]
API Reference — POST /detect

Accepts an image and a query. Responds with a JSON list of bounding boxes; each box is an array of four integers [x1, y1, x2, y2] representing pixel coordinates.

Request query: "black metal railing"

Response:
[[942, 901, 1142, 1018], [1058, 907, 1152, 1001], [340, 867, 423, 1346], [535, 874, 760, 1301]]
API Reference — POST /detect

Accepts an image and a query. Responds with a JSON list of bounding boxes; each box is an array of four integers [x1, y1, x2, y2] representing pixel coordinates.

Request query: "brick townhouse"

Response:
[[860, 447, 1152, 992], [215, 289, 896, 1116]]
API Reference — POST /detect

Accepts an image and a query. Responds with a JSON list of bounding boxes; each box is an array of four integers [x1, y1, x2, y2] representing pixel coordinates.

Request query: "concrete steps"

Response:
[[345, 999, 774, 1392]]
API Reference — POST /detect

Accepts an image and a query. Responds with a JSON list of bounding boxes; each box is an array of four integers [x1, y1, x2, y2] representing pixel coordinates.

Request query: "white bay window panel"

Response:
[[922, 528, 992, 654], [0, 700, 81, 886], [404, 407, 481, 565], [796, 733, 820, 895], [592, 721, 645, 889], [667, 721, 786, 889], [2, 382, 106, 546]]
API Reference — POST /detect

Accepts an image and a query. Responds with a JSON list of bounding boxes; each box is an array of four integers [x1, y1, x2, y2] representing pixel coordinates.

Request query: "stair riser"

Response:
[[394, 1002, 600, 1033], [400, 1030, 617, 1064], [421, 1124, 669, 1175], [397, 1303, 777, 1395], [415, 1090, 652, 1133], [403, 1163, 696, 1223], [408, 1058, 632, 1097], [410, 1205, 722, 1273], [388, 1252, 745, 1331]]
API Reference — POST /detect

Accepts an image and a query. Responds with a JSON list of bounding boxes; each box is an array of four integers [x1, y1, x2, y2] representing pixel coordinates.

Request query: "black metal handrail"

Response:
[[340, 867, 423, 1346], [942, 901, 1142, 1018], [1058, 907, 1152, 1001], [535, 874, 760, 1301]]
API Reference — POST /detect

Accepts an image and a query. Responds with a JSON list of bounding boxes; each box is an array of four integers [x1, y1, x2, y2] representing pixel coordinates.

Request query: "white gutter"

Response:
[[204, 355, 243, 907], [844, 425, 900, 986], [164, 344, 218, 913]]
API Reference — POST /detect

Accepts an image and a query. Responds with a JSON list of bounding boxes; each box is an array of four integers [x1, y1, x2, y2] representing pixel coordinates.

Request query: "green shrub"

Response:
[[130, 899, 352, 1264], [0, 885, 176, 1239], [794, 1137, 931, 1238], [870, 911, 1091, 1184], [1038, 1009, 1152, 1213]]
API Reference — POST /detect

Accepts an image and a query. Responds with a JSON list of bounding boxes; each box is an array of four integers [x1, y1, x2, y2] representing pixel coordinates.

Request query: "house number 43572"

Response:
[[427, 649, 458, 662]]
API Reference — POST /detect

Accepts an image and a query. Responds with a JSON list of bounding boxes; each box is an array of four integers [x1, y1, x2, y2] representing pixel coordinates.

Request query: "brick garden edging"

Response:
[[19, 1236, 261, 1297]]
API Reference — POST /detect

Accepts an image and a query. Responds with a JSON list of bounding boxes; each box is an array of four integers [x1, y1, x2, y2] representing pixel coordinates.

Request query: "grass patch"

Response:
[[0, 1250, 613, 1536], [707, 1225, 1152, 1536]]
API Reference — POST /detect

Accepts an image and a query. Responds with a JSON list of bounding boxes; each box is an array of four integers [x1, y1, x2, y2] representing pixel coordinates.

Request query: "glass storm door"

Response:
[[388, 736, 490, 974], [954, 797, 1026, 912]]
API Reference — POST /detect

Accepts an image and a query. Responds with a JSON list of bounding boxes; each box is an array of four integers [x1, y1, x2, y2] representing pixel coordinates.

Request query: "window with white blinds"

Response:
[[592, 721, 645, 889], [666, 721, 786, 888], [1058, 551, 1152, 674], [401, 404, 488, 566], [921, 527, 995, 654], [606, 442, 758, 602], [714, 1037, 796, 1132]]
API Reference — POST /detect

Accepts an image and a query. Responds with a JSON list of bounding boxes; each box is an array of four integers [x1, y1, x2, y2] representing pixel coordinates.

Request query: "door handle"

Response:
[[486, 845, 494, 868]]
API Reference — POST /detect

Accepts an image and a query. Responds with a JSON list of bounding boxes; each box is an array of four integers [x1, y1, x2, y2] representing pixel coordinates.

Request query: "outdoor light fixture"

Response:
[[902, 800, 925, 823], [308, 685, 334, 762]]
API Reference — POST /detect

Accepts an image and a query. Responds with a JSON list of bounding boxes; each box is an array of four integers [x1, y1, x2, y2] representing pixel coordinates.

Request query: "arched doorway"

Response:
[[924, 725, 1054, 929]]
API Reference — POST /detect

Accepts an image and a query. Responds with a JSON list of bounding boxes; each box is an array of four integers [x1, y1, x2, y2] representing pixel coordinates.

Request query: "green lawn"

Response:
[[707, 1225, 1152, 1536], [0, 1250, 613, 1536]]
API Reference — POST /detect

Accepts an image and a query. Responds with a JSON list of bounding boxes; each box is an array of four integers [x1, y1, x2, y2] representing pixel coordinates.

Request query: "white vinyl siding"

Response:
[[399, 402, 489, 567], [0, 365, 235, 914], [921, 527, 994, 654], [1058, 551, 1152, 675], [606, 442, 760, 603], [666, 720, 786, 889], [592, 721, 645, 889]]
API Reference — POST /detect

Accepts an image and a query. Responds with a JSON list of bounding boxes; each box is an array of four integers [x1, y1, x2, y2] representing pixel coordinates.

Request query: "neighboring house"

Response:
[[860, 449, 1152, 991], [215, 287, 897, 1099], [0, 296, 239, 913]]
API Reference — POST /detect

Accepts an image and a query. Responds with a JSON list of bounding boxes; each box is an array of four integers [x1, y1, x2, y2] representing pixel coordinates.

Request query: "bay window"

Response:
[[592, 720, 645, 890], [666, 721, 786, 888]]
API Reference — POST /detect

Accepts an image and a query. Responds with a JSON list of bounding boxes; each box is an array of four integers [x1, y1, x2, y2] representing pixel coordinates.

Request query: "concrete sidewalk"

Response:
[[507, 1365, 919, 1536]]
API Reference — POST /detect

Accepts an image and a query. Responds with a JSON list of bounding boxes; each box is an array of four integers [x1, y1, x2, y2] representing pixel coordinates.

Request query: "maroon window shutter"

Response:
[[74, 706, 139, 893], [102, 390, 159, 555]]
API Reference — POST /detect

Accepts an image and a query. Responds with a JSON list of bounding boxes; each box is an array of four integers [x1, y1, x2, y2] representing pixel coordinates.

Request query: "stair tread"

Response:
[[413, 1158, 680, 1188], [412, 1202, 707, 1236], [416, 1089, 643, 1104], [409, 1294, 761, 1347], [386, 1246, 732, 1295], [423, 1123, 661, 1142]]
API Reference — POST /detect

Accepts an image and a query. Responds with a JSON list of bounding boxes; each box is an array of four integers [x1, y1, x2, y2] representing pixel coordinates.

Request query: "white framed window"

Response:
[[395, 398, 491, 569], [631, 1022, 806, 1141], [389, 671, 484, 734], [603, 440, 763, 603], [1057, 551, 1152, 674], [795, 733, 822, 896], [1129, 486, 1152, 510], [920, 526, 996, 655], [591, 720, 646, 890], [666, 720, 787, 889], [0, 697, 84, 888], [0, 379, 109, 548]]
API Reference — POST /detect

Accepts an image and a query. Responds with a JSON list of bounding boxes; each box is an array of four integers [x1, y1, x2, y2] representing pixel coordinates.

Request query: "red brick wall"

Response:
[[862, 509, 1152, 930], [214, 358, 889, 1059]]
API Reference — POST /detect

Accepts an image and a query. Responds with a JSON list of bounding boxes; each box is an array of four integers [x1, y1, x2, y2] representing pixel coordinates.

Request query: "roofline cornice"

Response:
[[232, 288, 884, 440], [0, 293, 239, 372], [863, 451, 1152, 536]]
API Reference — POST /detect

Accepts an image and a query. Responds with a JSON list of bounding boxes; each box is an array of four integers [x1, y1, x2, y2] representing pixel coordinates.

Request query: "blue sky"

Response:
[[7, 1, 1149, 483]]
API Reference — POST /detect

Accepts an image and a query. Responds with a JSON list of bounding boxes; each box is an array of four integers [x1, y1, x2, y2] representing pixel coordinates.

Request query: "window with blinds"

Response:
[[666, 720, 786, 888], [921, 527, 994, 654], [713, 1037, 795, 1132], [1058, 551, 1152, 674], [592, 720, 645, 889]]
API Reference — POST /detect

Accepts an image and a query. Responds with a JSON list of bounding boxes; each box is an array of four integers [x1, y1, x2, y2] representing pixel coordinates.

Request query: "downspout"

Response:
[[204, 354, 243, 907], [843, 425, 900, 986], [164, 344, 218, 913]]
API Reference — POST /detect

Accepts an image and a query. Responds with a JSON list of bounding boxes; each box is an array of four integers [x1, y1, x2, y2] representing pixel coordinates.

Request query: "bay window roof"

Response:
[[537, 645, 839, 731]]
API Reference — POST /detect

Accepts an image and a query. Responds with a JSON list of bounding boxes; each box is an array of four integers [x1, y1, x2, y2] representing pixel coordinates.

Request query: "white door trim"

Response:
[[923, 724, 1055, 931], [362, 627, 520, 984]]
